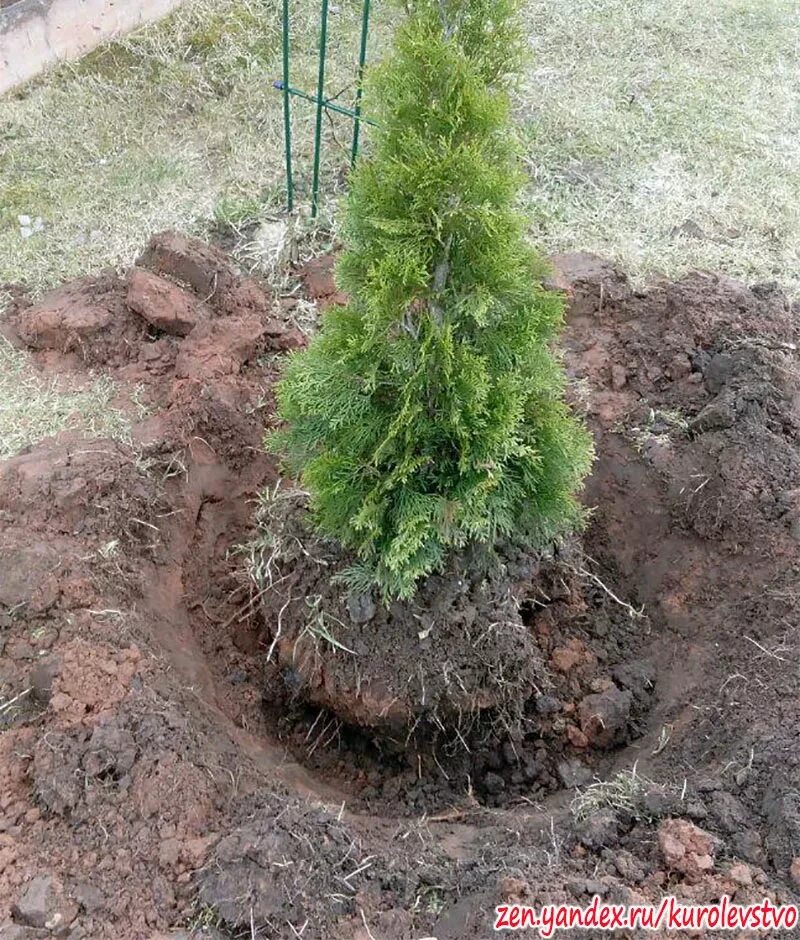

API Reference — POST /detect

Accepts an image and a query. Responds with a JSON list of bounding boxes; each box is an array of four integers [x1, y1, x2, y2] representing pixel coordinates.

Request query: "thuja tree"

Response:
[[271, 0, 593, 599]]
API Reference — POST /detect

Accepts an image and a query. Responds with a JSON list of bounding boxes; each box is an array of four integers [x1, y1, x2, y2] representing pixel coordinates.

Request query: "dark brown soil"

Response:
[[1, 237, 799, 938], [257, 499, 650, 813], [257, 488, 549, 731]]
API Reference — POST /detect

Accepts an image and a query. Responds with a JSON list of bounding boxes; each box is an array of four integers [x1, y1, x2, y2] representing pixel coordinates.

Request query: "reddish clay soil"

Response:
[[0, 236, 799, 938]]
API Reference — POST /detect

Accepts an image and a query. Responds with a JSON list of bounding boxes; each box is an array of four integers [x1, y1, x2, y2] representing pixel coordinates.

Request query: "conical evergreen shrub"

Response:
[[270, 0, 593, 599]]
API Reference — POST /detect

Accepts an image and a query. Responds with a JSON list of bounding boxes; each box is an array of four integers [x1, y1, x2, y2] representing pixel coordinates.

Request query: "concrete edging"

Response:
[[1, 0, 183, 94]]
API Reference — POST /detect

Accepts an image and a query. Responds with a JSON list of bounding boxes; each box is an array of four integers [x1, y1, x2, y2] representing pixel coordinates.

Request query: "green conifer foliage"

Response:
[[270, 0, 594, 599]]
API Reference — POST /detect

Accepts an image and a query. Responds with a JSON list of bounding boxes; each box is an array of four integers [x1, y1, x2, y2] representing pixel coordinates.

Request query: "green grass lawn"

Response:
[[0, 0, 798, 452]]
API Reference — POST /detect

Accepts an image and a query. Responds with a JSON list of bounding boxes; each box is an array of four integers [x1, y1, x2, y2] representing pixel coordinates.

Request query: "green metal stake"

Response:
[[274, 0, 375, 212], [350, 0, 371, 167], [310, 0, 330, 218], [275, 84, 377, 125], [281, 0, 294, 212]]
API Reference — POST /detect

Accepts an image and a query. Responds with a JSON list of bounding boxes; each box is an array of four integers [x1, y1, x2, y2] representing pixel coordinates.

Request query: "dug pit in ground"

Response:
[[0, 237, 799, 938], [250, 480, 652, 810]]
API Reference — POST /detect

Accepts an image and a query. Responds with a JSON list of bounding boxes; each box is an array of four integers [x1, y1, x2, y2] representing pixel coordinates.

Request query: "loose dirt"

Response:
[[0, 236, 798, 938]]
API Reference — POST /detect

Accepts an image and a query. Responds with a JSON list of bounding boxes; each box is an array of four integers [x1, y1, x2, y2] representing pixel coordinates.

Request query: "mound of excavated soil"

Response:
[[0, 238, 799, 939]]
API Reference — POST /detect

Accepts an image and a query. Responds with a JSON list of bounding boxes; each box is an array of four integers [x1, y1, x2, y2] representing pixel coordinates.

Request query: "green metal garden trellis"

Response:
[[275, 0, 375, 217]]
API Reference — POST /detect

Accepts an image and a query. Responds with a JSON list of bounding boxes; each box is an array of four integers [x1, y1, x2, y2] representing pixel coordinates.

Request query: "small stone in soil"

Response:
[[69, 880, 105, 914], [658, 818, 718, 880], [569, 877, 608, 898], [126, 268, 203, 337], [731, 828, 766, 866], [522, 756, 544, 782], [501, 740, 519, 765], [557, 757, 592, 789], [641, 784, 681, 819], [346, 591, 376, 624], [575, 809, 620, 850], [483, 771, 506, 795], [0, 921, 44, 939], [566, 725, 589, 748], [496, 875, 530, 902], [690, 392, 738, 432], [578, 684, 632, 748], [11, 875, 76, 930], [534, 694, 561, 715], [610, 364, 628, 390], [728, 863, 753, 887], [29, 657, 60, 705]]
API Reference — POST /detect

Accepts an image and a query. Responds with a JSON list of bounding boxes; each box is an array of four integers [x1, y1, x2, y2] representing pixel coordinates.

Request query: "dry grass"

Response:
[[1, 0, 796, 297], [0, 0, 389, 455], [571, 768, 650, 821], [0, 0, 797, 457], [0, 338, 134, 458], [0, 0, 396, 296], [518, 0, 800, 291]]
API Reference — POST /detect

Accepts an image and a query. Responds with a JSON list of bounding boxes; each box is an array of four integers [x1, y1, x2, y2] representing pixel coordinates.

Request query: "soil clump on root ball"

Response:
[[256, 506, 651, 813], [256, 487, 548, 737]]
